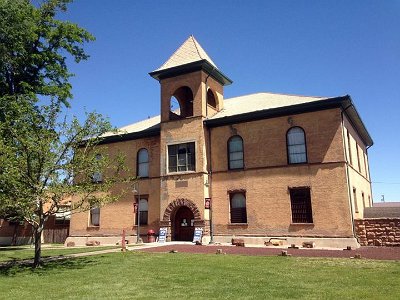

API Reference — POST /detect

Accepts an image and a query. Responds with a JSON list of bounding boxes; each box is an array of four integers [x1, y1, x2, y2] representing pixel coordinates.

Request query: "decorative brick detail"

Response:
[[162, 198, 202, 221], [355, 218, 400, 247]]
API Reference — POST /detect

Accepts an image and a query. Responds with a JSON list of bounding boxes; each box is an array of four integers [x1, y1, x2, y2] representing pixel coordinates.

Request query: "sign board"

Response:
[[205, 198, 211, 209], [158, 227, 167, 243], [192, 227, 203, 243]]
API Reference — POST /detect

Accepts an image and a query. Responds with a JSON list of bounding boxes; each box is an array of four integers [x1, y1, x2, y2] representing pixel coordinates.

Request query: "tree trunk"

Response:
[[11, 223, 19, 246], [33, 225, 43, 268]]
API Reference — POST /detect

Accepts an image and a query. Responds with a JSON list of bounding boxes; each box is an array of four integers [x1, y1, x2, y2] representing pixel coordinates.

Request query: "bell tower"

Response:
[[150, 35, 232, 122], [149, 36, 232, 242]]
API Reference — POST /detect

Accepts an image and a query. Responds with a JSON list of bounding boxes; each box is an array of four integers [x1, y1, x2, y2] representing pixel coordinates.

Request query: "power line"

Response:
[[372, 181, 400, 185]]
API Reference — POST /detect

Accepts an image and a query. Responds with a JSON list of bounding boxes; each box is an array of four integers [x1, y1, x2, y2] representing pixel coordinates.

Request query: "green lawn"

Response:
[[1, 251, 399, 299], [0, 245, 119, 262]]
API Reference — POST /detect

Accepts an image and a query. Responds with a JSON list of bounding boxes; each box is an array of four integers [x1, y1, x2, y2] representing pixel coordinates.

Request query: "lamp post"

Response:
[[205, 178, 214, 244], [133, 180, 141, 244]]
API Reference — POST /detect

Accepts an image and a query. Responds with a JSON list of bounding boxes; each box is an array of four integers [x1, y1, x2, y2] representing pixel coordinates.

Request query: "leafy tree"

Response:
[[0, 0, 128, 267], [1, 98, 127, 267], [0, 0, 94, 107]]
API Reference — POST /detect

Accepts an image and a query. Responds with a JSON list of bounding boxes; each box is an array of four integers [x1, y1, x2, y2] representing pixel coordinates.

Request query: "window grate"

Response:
[[290, 188, 313, 223]]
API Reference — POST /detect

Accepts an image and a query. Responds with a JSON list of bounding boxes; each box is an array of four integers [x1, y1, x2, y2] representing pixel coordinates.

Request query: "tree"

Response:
[[0, 0, 94, 107], [1, 98, 127, 267], [0, 0, 127, 268]]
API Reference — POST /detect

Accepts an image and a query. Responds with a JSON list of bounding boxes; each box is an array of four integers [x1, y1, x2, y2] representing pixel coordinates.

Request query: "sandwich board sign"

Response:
[[158, 227, 167, 243], [192, 227, 203, 243]]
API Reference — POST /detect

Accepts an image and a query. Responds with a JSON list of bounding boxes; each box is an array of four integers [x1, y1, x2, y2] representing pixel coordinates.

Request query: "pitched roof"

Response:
[[153, 35, 217, 72], [100, 92, 373, 147], [209, 92, 327, 120]]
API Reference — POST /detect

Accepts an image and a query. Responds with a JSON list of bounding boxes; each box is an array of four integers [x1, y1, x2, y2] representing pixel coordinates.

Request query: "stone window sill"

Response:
[[290, 223, 314, 226], [87, 226, 100, 230], [167, 171, 196, 176]]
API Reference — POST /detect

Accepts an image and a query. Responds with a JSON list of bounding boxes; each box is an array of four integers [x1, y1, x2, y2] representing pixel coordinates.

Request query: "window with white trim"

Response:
[[137, 148, 149, 177], [168, 142, 195, 173], [228, 135, 244, 170], [287, 127, 307, 164], [90, 206, 100, 226]]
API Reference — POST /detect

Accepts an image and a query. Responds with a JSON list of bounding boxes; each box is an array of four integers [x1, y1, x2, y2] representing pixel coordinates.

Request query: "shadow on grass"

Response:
[[0, 247, 32, 252], [0, 256, 96, 276]]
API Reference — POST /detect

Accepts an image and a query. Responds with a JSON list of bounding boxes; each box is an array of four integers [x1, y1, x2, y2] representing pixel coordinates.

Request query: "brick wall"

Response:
[[355, 218, 400, 246]]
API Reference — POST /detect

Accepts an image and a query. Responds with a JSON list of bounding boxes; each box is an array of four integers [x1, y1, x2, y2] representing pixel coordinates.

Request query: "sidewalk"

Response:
[[0, 242, 184, 267]]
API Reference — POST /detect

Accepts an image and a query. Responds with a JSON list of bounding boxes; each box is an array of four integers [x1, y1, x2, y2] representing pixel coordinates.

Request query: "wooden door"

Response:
[[173, 206, 195, 241]]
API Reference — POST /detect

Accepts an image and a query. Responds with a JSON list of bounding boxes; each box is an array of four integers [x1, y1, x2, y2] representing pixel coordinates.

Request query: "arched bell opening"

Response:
[[169, 86, 194, 119]]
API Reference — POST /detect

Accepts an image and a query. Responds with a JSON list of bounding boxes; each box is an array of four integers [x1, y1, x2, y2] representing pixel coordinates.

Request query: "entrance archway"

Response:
[[161, 198, 203, 242], [172, 206, 194, 241]]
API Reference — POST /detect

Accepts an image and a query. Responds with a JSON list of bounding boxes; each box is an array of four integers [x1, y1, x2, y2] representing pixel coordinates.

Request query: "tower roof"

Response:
[[153, 35, 218, 72], [149, 36, 232, 85]]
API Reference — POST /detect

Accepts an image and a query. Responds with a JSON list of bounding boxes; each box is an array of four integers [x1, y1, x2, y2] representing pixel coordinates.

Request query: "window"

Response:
[[228, 135, 244, 169], [289, 187, 313, 223], [362, 192, 365, 210], [136, 198, 148, 225], [347, 130, 353, 165], [137, 148, 149, 177], [90, 206, 100, 226], [356, 143, 361, 172], [229, 192, 247, 223], [353, 188, 358, 213], [92, 154, 103, 183], [363, 152, 368, 178], [287, 127, 307, 164], [55, 205, 71, 225], [168, 142, 195, 173]]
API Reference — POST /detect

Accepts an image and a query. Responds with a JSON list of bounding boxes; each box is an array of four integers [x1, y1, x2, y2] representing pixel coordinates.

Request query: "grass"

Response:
[[0, 245, 119, 262], [0, 251, 399, 299]]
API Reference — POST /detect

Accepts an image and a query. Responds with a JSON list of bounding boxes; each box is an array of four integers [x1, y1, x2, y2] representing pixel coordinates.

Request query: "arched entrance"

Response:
[[172, 206, 194, 241], [161, 198, 204, 242]]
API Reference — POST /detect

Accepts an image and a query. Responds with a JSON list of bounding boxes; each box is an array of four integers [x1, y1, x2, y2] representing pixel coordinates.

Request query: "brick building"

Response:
[[66, 36, 373, 248]]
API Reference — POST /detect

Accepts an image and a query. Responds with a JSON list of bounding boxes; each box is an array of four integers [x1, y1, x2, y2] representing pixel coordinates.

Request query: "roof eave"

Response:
[[149, 60, 233, 86], [95, 126, 161, 146], [341, 95, 374, 147], [205, 95, 373, 147]]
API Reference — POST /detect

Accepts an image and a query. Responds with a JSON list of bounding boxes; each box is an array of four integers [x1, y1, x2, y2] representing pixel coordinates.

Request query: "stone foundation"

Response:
[[355, 218, 400, 246], [212, 235, 359, 249]]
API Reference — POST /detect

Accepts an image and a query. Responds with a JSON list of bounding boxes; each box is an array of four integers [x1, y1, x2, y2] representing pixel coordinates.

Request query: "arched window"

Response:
[[287, 127, 307, 164], [228, 135, 244, 169], [137, 148, 149, 177], [92, 154, 103, 183], [230, 193, 247, 223], [207, 88, 216, 108]]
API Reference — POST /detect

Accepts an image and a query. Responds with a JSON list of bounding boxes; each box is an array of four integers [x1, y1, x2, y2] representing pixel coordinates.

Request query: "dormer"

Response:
[[149, 35, 232, 122]]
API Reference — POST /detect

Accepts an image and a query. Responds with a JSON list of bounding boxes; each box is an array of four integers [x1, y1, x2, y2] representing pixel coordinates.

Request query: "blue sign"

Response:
[[158, 227, 167, 243], [192, 227, 203, 243]]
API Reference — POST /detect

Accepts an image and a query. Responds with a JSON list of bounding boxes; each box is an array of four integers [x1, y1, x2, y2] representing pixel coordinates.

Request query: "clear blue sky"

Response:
[[60, 0, 399, 202]]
